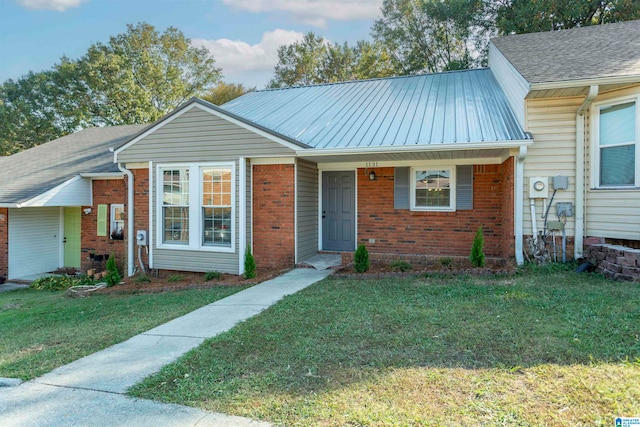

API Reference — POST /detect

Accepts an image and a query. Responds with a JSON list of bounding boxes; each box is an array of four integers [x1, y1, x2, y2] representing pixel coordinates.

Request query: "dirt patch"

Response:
[[96, 267, 285, 294]]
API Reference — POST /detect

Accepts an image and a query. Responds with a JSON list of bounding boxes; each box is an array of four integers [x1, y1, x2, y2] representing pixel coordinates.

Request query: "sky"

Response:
[[0, 0, 383, 89]]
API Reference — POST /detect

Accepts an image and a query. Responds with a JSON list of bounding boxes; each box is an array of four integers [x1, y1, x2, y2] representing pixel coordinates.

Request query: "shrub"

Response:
[[204, 271, 222, 281], [30, 275, 78, 291], [134, 274, 151, 284], [390, 259, 412, 272], [104, 253, 122, 287], [354, 244, 370, 273], [439, 257, 453, 269], [469, 226, 486, 268], [244, 246, 256, 279]]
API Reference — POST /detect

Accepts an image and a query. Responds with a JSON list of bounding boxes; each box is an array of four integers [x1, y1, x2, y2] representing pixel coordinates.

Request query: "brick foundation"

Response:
[[252, 164, 295, 269], [584, 244, 640, 281], [356, 158, 515, 259], [0, 208, 7, 280], [81, 179, 127, 273]]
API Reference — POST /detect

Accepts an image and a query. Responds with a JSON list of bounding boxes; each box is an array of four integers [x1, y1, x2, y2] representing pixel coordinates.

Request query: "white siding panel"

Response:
[[488, 43, 529, 128], [118, 108, 295, 163], [9, 207, 60, 279], [296, 159, 318, 262]]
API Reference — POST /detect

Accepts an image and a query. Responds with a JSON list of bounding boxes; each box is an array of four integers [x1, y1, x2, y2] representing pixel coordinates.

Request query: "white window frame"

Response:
[[591, 95, 640, 189], [410, 166, 456, 211], [156, 162, 236, 253], [109, 204, 125, 238]]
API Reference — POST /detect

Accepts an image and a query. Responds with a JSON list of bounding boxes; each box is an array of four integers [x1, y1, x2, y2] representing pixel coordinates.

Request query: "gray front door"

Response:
[[322, 171, 356, 251]]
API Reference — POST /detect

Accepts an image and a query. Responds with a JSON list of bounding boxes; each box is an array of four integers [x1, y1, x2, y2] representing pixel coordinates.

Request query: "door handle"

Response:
[[63, 237, 67, 243], [322, 210, 326, 219]]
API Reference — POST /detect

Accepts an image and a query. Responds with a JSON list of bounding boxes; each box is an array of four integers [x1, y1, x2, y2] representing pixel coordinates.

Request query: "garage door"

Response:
[[9, 207, 61, 279]]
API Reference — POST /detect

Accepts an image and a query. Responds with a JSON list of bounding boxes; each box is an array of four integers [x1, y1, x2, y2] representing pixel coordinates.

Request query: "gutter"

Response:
[[574, 85, 599, 260], [118, 162, 136, 277], [530, 75, 640, 92], [515, 145, 527, 265]]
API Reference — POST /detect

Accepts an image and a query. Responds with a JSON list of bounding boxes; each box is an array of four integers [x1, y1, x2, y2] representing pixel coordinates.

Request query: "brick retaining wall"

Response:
[[584, 244, 640, 281]]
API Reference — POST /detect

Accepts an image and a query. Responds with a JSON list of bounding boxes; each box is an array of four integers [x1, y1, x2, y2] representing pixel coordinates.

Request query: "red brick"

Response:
[[0, 208, 7, 279]]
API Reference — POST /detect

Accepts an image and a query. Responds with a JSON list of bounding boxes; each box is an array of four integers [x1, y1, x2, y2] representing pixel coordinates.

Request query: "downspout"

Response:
[[515, 145, 527, 265], [575, 85, 599, 260], [118, 162, 135, 277]]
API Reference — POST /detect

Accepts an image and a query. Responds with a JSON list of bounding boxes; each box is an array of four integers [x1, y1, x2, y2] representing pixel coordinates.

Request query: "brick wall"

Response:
[[132, 169, 150, 269], [584, 243, 640, 281], [252, 164, 295, 269], [81, 179, 127, 273], [357, 158, 515, 259], [0, 208, 7, 280]]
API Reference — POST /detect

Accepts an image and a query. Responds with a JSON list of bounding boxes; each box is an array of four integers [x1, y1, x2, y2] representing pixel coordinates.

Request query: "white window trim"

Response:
[[590, 94, 640, 189], [109, 204, 125, 237], [410, 166, 456, 211], [156, 162, 236, 253]]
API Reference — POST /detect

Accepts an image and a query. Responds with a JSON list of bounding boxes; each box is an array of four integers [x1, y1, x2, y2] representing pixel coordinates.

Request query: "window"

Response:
[[162, 168, 190, 244], [110, 204, 125, 239], [158, 163, 235, 252], [595, 98, 639, 187], [202, 168, 232, 247], [410, 168, 455, 211]]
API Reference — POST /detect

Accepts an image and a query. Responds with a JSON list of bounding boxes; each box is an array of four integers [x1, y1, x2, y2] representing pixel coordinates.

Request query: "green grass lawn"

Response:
[[0, 285, 245, 380], [130, 266, 640, 426]]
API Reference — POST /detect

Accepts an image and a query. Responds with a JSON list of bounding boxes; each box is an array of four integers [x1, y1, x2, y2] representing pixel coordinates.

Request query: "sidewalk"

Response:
[[0, 268, 332, 426]]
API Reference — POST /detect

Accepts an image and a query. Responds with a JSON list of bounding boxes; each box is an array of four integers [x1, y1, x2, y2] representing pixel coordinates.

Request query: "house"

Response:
[[0, 125, 145, 281], [490, 19, 640, 269]]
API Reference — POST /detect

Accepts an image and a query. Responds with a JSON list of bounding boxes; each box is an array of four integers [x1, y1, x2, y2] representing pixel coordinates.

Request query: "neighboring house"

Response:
[[0, 125, 145, 280], [114, 68, 531, 275], [490, 19, 640, 261]]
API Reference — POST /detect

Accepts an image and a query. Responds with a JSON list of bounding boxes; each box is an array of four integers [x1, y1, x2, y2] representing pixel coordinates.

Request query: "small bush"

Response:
[[390, 259, 412, 272], [134, 275, 151, 284], [354, 244, 370, 273], [439, 257, 454, 269], [244, 246, 256, 279], [167, 275, 184, 283], [30, 275, 78, 291], [104, 253, 122, 287], [470, 226, 486, 268], [204, 271, 222, 281]]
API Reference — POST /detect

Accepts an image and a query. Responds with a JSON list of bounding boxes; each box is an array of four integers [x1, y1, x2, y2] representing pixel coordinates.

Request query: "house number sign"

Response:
[[365, 162, 378, 168]]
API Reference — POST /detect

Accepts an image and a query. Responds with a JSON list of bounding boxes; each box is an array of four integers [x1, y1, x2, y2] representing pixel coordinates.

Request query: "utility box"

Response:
[[136, 230, 148, 246], [556, 202, 573, 217], [529, 177, 549, 198], [552, 175, 569, 190]]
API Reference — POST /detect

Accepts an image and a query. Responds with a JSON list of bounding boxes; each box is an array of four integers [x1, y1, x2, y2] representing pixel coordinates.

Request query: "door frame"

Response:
[[318, 167, 358, 251], [63, 206, 82, 269]]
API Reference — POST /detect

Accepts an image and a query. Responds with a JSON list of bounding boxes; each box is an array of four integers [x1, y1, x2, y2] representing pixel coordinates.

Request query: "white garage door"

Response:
[[9, 207, 61, 279]]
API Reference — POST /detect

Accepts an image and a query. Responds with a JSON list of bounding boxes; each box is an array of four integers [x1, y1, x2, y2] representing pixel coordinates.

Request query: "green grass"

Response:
[[130, 267, 640, 426], [0, 285, 245, 380]]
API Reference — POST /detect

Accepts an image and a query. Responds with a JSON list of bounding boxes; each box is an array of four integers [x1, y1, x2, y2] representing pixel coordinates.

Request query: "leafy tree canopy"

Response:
[[202, 82, 255, 105], [1, 22, 221, 155]]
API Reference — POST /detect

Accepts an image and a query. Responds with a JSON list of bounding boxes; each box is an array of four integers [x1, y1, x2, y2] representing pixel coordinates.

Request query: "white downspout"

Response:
[[515, 145, 527, 265], [118, 162, 135, 277], [575, 85, 599, 260]]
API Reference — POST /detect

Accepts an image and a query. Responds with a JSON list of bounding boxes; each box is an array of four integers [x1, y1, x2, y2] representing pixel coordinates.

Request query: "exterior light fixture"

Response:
[[83, 208, 92, 215], [369, 170, 376, 181]]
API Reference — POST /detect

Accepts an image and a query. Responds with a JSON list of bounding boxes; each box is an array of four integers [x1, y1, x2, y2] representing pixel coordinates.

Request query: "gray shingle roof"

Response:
[[0, 125, 146, 205], [492, 19, 640, 84], [222, 68, 530, 149]]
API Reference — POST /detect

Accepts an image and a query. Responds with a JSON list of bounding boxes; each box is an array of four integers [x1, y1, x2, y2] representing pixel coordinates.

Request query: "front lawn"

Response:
[[0, 285, 245, 380], [130, 266, 640, 426]]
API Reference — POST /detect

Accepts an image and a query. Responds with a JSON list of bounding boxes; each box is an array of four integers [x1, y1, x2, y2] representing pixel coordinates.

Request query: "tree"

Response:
[[202, 82, 254, 105], [0, 22, 222, 155], [268, 33, 395, 88], [493, 0, 640, 35], [372, 0, 486, 75]]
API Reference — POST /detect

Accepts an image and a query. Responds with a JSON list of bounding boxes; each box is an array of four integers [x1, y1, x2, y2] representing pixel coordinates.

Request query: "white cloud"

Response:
[[193, 29, 304, 88], [16, 0, 86, 12], [220, 0, 382, 28]]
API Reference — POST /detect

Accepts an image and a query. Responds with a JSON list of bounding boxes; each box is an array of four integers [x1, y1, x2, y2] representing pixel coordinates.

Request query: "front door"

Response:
[[63, 207, 81, 269], [322, 171, 356, 251]]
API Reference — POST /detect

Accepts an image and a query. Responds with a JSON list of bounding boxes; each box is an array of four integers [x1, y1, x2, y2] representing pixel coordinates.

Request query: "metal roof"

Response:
[[222, 68, 530, 149], [492, 19, 640, 85], [0, 125, 146, 205]]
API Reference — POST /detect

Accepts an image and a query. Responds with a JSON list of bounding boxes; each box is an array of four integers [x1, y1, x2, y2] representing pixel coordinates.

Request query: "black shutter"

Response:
[[456, 165, 473, 210], [394, 167, 410, 209]]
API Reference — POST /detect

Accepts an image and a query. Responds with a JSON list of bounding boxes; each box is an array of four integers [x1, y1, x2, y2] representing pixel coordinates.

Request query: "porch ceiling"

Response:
[[297, 147, 514, 164]]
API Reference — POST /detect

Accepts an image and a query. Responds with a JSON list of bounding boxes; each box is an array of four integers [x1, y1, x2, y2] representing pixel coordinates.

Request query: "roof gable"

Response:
[[492, 19, 640, 85], [222, 69, 530, 149]]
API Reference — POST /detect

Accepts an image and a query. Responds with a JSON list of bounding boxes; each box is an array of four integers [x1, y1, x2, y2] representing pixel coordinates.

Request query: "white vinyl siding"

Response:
[[296, 159, 318, 262], [8, 207, 60, 279], [488, 43, 529, 128], [117, 106, 295, 163]]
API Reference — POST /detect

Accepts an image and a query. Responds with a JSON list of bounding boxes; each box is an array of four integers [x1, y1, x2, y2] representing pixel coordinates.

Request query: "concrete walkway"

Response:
[[0, 268, 332, 426]]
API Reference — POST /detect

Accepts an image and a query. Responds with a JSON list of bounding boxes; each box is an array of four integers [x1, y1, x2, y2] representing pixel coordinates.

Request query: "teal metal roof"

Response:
[[222, 68, 530, 149]]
